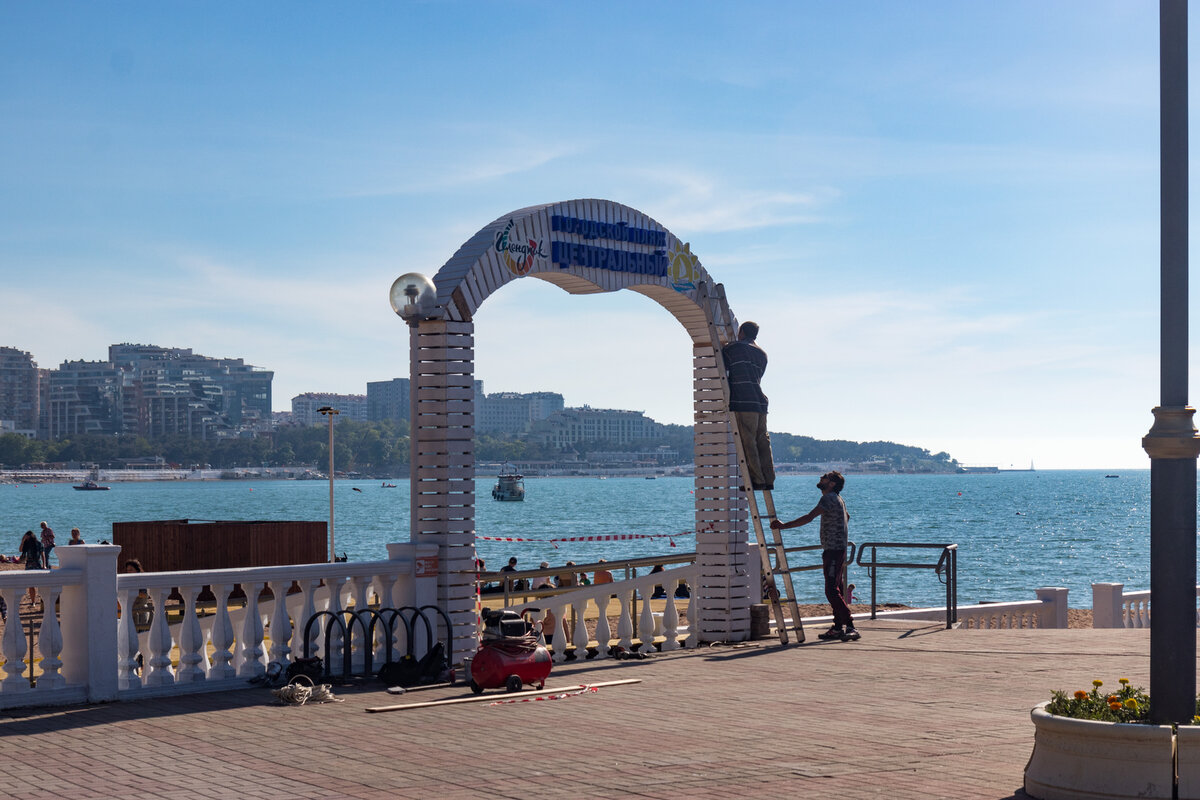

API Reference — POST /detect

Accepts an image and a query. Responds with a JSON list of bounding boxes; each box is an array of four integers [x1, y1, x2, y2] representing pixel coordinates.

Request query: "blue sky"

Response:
[[0, 1, 1188, 468]]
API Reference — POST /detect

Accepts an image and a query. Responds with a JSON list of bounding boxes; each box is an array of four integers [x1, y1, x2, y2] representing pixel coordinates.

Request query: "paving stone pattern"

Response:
[[0, 622, 1178, 800]]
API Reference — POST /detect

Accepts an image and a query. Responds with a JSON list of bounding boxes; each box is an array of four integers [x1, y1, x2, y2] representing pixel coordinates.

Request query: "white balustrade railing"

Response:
[[0, 567, 83, 705], [0, 542, 438, 709], [506, 564, 700, 660], [1092, 582, 1200, 628], [821, 587, 1070, 629]]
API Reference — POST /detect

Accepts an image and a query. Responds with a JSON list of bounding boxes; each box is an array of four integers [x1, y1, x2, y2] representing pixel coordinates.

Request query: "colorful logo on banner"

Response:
[[495, 218, 547, 277], [668, 240, 699, 292]]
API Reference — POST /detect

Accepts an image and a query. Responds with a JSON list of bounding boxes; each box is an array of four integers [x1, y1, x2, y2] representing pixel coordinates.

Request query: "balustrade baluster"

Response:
[[571, 600, 590, 659], [593, 598, 611, 660], [661, 583, 680, 651], [175, 585, 205, 682], [142, 587, 174, 687], [267, 580, 293, 666], [615, 591, 633, 651], [116, 585, 141, 689], [547, 604, 566, 663], [325, 576, 347, 676], [638, 590, 656, 653], [237, 581, 265, 679], [350, 575, 372, 672], [36, 584, 65, 690], [373, 573, 400, 662], [292, 579, 321, 658], [1, 586, 29, 692], [209, 583, 237, 680]]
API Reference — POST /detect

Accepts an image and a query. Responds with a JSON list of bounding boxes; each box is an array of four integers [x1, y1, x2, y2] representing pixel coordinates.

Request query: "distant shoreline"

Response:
[[0, 466, 1144, 484]]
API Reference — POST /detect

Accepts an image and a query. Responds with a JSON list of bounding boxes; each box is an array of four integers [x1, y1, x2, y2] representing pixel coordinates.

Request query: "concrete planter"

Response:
[[1176, 724, 1200, 798], [1025, 702, 1175, 800]]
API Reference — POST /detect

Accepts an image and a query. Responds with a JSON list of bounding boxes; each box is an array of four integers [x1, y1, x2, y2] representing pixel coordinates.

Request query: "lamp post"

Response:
[[1143, 0, 1200, 724], [389, 272, 443, 540], [317, 405, 340, 562]]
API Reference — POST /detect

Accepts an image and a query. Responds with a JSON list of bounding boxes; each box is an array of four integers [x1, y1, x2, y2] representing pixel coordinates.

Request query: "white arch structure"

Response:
[[398, 199, 754, 658]]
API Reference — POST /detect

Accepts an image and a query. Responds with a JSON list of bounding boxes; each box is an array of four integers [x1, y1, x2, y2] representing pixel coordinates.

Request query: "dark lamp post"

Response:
[[1143, 0, 1199, 725], [317, 405, 340, 562]]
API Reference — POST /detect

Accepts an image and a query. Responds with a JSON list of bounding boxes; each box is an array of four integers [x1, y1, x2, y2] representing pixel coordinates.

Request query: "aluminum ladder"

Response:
[[697, 281, 805, 645]]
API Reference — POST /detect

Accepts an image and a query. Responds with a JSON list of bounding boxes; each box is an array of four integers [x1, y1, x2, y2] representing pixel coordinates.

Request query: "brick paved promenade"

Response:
[[0, 620, 1175, 799]]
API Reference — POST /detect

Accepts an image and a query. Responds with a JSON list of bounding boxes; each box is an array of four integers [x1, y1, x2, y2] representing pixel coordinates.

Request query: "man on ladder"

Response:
[[722, 321, 775, 492], [701, 284, 802, 643]]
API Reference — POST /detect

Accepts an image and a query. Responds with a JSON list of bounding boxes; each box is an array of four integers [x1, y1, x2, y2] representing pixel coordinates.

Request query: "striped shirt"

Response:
[[722, 340, 768, 413]]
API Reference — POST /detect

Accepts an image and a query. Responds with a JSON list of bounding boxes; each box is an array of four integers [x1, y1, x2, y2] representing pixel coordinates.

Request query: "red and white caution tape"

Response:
[[477, 531, 699, 549], [488, 686, 598, 705]]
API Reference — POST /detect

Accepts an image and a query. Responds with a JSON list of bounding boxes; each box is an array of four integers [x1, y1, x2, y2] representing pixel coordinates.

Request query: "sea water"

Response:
[[0, 470, 1157, 609]]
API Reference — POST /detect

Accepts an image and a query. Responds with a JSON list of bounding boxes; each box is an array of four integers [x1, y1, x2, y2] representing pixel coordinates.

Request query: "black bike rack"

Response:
[[299, 604, 453, 681]]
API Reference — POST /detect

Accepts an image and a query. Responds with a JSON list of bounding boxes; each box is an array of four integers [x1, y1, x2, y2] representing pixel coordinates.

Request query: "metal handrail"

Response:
[[770, 542, 858, 574], [855, 542, 958, 629]]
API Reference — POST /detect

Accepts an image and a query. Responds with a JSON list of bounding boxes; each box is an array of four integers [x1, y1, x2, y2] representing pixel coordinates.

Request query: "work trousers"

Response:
[[733, 411, 775, 488], [822, 547, 853, 628]]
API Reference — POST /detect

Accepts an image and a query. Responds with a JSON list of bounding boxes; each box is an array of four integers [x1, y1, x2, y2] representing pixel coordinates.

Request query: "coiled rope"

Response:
[[272, 674, 344, 706]]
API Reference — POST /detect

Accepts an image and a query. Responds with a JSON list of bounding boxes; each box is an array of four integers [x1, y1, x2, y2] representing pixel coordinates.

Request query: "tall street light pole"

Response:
[[317, 405, 340, 563], [1144, 0, 1199, 725]]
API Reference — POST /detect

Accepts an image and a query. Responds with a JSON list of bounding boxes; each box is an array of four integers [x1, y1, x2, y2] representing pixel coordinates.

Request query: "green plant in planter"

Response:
[[1046, 678, 1152, 723]]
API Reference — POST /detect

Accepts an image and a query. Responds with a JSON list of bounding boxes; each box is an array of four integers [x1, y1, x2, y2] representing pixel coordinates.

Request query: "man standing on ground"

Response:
[[722, 321, 775, 491], [770, 471, 859, 641], [39, 521, 55, 569]]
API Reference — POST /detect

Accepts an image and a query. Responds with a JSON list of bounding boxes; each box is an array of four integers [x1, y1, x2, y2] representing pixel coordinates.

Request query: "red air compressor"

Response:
[[468, 608, 552, 694]]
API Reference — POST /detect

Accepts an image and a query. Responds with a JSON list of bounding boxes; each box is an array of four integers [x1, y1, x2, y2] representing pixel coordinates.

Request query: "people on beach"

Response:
[[500, 555, 527, 591], [540, 607, 556, 646], [19, 530, 43, 603], [39, 521, 55, 568], [122, 559, 153, 630], [556, 561, 577, 588], [770, 471, 859, 641], [593, 559, 613, 584], [68, 528, 84, 545], [20, 530, 42, 569], [647, 563, 689, 599], [722, 321, 775, 491], [650, 563, 666, 598], [533, 561, 554, 590]]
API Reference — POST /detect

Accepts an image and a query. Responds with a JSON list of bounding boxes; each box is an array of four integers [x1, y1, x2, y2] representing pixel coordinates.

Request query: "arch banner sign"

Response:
[[406, 199, 754, 647]]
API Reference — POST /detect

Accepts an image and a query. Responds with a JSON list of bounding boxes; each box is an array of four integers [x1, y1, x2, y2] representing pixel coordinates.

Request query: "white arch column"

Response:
[[410, 317, 478, 661], [692, 344, 753, 642]]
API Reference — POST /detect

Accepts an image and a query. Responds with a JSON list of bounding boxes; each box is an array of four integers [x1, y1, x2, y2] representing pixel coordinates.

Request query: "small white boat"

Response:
[[492, 464, 525, 502]]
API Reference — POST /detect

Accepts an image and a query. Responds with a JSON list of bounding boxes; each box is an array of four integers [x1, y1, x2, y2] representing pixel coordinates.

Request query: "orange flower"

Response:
[[1074, 690, 1088, 700]]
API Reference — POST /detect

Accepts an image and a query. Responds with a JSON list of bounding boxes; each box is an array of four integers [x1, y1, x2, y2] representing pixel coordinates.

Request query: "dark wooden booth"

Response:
[[112, 519, 326, 572]]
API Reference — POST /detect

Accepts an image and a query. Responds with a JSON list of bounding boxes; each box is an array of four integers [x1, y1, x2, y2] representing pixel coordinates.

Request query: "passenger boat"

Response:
[[491, 465, 525, 502], [74, 467, 110, 490]]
